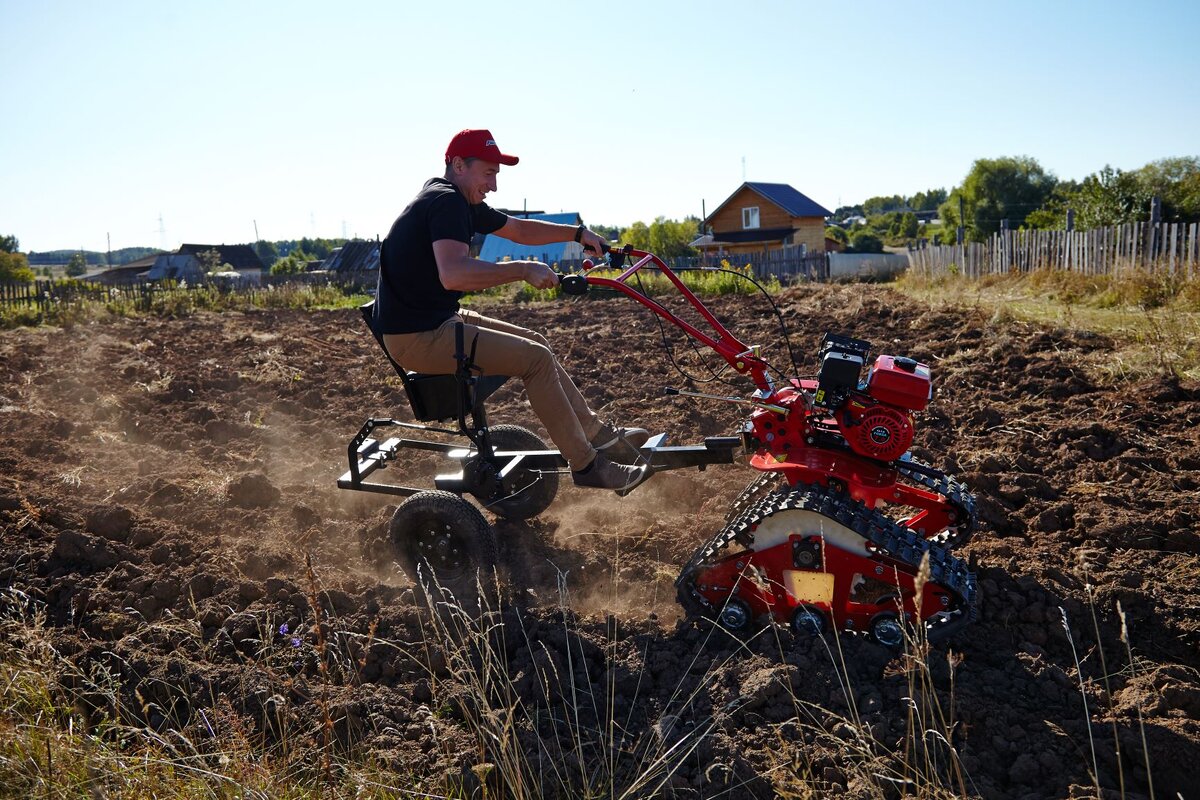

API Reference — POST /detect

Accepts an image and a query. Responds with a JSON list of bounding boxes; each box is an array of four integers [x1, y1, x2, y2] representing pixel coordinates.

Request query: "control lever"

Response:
[[665, 387, 789, 416]]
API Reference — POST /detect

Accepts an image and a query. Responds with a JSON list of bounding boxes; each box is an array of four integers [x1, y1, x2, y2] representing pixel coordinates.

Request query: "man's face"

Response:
[[455, 158, 500, 204]]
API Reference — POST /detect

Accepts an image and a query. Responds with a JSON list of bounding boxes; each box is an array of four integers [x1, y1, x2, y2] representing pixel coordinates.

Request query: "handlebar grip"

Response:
[[560, 274, 589, 296]]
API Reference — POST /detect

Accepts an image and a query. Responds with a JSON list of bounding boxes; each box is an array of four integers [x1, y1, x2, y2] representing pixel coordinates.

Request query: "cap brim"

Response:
[[497, 154, 519, 166]]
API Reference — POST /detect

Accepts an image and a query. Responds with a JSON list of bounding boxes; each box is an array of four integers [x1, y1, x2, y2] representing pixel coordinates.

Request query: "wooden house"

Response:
[[145, 243, 265, 282], [696, 182, 832, 257]]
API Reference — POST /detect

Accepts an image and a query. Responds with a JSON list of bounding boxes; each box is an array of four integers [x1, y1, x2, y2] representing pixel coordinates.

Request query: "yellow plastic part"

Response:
[[783, 570, 835, 605]]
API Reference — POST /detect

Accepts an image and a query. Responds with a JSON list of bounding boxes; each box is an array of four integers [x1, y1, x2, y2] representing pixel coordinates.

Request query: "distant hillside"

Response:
[[26, 247, 164, 266]]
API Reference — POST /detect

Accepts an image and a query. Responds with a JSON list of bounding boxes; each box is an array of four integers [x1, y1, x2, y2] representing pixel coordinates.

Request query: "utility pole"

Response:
[[956, 196, 965, 245], [106, 232, 112, 267], [1066, 209, 1075, 231], [254, 220, 260, 242]]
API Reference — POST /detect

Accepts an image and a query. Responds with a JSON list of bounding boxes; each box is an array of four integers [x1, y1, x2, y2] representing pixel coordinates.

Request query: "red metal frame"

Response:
[[583, 248, 959, 543], [694, 534, 953, 632]]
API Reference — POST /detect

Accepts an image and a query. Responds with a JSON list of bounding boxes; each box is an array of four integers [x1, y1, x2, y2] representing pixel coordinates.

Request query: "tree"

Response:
[[619, 221, 651, 251], [832, 204, 864, 222], [0, 251, 35, 283], [863, 195, 905, 216], [270, 253, 309, 275], [940, 156, 1057, 241], [849, 231, 883, 253], [65, 253, 88, 277], [590, 223, 621, 244], [618, 217, 699, 259], [825, 226, 849, 245], [0, 234, 18, 254], [908, 188, 947, 212], [1137, 156, 1200, 222], [255, 239, 279, 267], [197, 248, 227, 274]]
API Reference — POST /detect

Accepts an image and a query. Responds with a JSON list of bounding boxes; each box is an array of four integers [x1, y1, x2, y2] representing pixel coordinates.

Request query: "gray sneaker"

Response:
[[572, 452, 649, 493], [590, 422, 651, 451]]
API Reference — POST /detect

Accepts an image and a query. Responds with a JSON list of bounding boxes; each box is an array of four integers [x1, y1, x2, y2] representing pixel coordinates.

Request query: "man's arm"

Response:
[[432, 239, 558, 291], [496, 217, 607, 255]]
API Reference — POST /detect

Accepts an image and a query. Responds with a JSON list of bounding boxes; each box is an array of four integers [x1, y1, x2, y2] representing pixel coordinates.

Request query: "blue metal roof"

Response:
[[478, 212, 584, 264], [744, 183, 832, 218]]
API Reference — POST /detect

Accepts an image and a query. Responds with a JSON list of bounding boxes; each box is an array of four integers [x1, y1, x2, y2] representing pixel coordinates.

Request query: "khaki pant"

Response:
[[383, 308, 601, 470]]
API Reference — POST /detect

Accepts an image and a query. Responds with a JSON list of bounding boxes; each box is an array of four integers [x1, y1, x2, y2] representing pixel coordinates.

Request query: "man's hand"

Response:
[[579, 228, 608, 255], [520, 260, 559, 289]]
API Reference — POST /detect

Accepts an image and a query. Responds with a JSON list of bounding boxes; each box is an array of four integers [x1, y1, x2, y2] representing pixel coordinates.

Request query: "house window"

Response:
[[742, 207, 760, 230]]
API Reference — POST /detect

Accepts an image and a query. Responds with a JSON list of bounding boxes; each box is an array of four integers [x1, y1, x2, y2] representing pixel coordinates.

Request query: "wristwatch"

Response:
[[573, 223, 585, 243]]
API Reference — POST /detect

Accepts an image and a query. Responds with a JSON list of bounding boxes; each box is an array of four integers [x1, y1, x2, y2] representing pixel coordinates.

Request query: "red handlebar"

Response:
[[579, 249, 772, 392]]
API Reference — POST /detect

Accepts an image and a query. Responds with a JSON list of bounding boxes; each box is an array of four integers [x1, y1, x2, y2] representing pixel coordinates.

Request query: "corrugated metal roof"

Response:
[[323, 240, 380, 273], [744, 183, 832, 218], [478, 212, 585, 264], [712, 226, 795, 244], [178, 243, 265, 271]]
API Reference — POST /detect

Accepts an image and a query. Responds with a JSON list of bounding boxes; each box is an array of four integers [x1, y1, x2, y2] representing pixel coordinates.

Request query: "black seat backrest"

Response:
[[359, 300, 507, 422]]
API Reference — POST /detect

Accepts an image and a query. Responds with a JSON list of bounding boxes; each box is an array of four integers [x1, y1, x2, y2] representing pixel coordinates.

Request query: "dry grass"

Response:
[[1, 544, 1161, 799], [895, 268, 1200, 381]]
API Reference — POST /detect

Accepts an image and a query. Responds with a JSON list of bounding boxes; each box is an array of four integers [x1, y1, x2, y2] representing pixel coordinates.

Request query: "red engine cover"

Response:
[[838, 402, 914, 462], [868, 355, 932, 411]]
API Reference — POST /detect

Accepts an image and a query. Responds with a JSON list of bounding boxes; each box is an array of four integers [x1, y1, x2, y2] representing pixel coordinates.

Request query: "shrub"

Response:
[[849, 231, 883, 253]]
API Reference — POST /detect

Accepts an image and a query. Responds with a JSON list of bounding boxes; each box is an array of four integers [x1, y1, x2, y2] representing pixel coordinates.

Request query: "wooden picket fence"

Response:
[[0, 273, 375, 312], [695, 250, 830, 282], [908, 221, 1200, 278]]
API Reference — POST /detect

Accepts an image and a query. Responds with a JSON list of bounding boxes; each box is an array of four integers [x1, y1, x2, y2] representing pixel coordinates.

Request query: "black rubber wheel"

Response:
[[716, 597, 754, 632], [476, 424, 559, 521], [868, 612, 906, 648], [790, 604, 829, 638], [390, 491, 498, 605]]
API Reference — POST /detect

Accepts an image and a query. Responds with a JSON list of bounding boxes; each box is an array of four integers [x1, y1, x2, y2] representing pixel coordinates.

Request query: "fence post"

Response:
[[1147, 197, 1161, 269]]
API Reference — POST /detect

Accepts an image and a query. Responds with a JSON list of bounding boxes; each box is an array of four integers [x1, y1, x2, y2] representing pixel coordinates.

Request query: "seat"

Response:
[[403, 371, 508, 422], [360, 301, 508, 423]]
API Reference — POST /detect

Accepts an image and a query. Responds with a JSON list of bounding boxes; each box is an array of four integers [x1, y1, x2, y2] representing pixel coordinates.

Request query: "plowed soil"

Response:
[[2, 284, 1198, 798]]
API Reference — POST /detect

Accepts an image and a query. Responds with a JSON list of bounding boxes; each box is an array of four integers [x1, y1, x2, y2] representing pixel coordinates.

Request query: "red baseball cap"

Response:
[[444, 129, 519, 166]]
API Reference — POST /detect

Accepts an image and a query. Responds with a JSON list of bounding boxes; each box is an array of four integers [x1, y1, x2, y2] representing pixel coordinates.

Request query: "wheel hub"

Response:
[[416, 522, 466, 576]]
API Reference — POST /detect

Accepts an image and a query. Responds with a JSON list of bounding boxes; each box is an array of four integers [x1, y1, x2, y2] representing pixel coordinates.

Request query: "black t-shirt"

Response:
[[375, 177, 508, 334]]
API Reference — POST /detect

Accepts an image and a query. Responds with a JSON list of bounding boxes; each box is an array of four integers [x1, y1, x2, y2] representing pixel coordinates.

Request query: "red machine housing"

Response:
[[582, 247, 969, 636], [867, 355, 932, 411]]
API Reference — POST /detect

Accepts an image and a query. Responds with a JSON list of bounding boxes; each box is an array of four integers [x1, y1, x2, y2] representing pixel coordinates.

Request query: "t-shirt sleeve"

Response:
[[427, 192, 472, 244], [473, 203, 509, 235]]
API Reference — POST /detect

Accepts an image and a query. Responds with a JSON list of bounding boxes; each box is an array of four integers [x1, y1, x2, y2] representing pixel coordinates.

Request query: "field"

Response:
[[2, 282, 1198, 798]]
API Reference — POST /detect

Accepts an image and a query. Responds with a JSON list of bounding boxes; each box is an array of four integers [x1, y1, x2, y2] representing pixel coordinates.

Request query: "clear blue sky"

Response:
[[3, 0, 1198, 253]]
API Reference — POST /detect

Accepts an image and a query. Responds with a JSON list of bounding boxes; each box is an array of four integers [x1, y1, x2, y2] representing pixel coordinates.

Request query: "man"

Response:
[[374, 129, 649, 491]]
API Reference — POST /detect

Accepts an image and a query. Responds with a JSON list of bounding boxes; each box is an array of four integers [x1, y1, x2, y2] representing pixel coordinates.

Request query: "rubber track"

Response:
[[896, 459, 978, 548], [676, 483, 977, 639]]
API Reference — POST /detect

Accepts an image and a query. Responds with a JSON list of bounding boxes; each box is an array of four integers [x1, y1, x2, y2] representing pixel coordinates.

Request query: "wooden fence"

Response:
[[0, 273, 375, 312], [1, 250, 838, 313], [543, 251, 830, 282], [908, 221, 1200, 278], [695, 250, 830, 282]]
